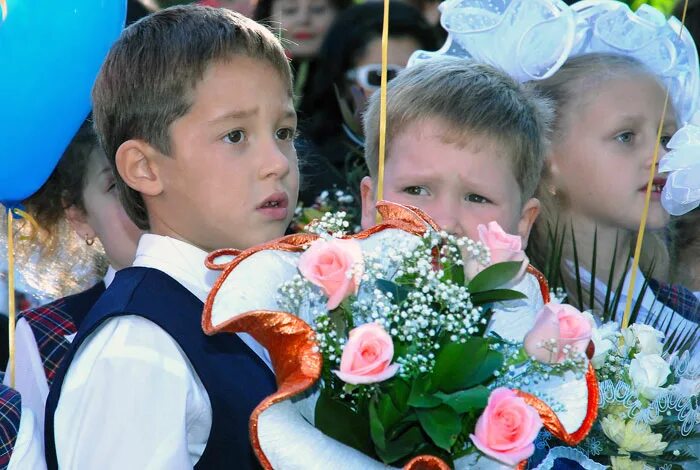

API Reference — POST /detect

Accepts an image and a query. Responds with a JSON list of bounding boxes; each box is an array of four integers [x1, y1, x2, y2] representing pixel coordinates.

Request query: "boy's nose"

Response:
[[259, 141, 291, 179], [431, 206, 465, 238]]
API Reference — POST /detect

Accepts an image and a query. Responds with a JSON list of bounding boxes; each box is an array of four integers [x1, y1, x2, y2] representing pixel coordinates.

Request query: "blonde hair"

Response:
[[528, 53, 670, 309], [362, 58, 553, 201]]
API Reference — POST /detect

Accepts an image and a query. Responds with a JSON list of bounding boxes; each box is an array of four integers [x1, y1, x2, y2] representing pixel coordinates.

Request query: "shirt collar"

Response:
[[131, 234, 219, 303], [104, 266, 117, 288]]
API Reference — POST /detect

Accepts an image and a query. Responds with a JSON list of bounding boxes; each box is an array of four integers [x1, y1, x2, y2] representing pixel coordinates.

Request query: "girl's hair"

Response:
[[24, 119, 97, 242], [670, 209, 700, 287], [527, 53, 670, 309], [298, 1, 439, 144]]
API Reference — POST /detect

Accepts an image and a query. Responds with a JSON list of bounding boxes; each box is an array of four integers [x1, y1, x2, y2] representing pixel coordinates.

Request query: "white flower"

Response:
[[629, 354, 672, 400], [629, 324, 664, 355], [587, 316, 619, 369]]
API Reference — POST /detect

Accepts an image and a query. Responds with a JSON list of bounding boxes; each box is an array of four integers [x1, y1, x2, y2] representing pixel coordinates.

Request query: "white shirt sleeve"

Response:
[[54, 315, 212, 470], [8, 405, 47, 470], [3, 318, 49, 431]]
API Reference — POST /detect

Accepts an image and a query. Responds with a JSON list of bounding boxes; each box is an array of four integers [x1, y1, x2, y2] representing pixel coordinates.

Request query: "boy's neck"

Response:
[[560, 210, 633, 288]]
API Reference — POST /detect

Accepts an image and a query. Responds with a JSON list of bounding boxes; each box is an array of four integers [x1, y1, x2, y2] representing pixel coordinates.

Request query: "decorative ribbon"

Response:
[[622, 0, 690, 329], [4, 206, 40, 387], [375, 0, 391, 221]]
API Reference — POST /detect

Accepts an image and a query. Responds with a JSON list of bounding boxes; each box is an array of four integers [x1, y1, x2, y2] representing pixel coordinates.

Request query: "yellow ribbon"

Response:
[[621, 0, 689, 329], [5, 207, 40, 388], [375, 0, 391, 223], [6, 209, 15, 388]]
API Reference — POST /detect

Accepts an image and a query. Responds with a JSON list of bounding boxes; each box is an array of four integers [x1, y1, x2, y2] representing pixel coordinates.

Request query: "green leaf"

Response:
[[377, 393, 404, 432], [416, 405, 462, 451], [449, 261, 465, 286], [435, 386, 489, 413], [408, 374, 442, 408], [369, 399, 386, 450], [315, 392, 374, 455], [375, 426, 424, 464], [432, 338, 503, 393], [470, 288, 527, 305], [388, 378, 411, 414], [375, 279, 410, 304], [468, 261, 524, 293]]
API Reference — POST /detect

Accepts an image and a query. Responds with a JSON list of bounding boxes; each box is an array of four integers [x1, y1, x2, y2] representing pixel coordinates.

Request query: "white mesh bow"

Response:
[[571, 0, 700, 125], [660, 112, 700, 216], [408, 0, 576, 83]]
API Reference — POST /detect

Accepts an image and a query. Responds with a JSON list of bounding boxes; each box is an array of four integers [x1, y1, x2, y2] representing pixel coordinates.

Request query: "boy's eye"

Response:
[[615, 132, 634, 144], [224, 130, 245, 144], [276, 128, 295, 141], [403, 186, 428, 196], [466, 194, 489, 204]]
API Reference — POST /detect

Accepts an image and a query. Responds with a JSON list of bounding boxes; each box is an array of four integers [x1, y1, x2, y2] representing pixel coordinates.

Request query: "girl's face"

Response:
[[67, 148, 142, 270], [550, 75, 677, 231], [272, 0, 336, 59]]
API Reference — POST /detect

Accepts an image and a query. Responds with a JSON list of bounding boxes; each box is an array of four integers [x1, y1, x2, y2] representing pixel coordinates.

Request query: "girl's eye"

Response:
[[282, 6, 298, 15], [403, 186, 428, 196], [660, 135, 672, 150], [615, 132, 634, 144], [224, 130, 245, 144], [276, 128, 295, 141], [466, 194, 489, 204], [310, 5, 328, 14]]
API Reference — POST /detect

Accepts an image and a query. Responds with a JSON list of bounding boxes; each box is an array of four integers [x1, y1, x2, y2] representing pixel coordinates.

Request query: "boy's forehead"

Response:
[[187, 57, 294, 115], [391, 117, 511, 160]]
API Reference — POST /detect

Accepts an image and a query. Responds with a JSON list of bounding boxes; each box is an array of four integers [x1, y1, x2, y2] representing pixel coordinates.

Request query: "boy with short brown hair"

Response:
[[45, 6, 299, 469]]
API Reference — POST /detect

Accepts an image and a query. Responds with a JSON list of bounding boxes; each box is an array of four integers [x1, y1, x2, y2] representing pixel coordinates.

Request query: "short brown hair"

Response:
[[362, 58, 552, 201], [92, 5, 292, 229]]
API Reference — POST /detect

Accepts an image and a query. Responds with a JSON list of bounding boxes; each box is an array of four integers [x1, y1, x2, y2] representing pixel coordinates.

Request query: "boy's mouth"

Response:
[[257, 192, 289, 220]]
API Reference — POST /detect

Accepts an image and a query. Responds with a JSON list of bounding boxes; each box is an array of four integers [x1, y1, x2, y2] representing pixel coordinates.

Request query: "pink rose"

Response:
[[524, 303, 593, 363], [333, 323, 400, 385], [464, 222, 528, 283], [298, 238, 364, 310], [470, 388, 542, 465]]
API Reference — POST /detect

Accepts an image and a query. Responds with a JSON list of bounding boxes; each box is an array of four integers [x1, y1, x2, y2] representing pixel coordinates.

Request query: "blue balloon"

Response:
[[0, 0, 127, 205]]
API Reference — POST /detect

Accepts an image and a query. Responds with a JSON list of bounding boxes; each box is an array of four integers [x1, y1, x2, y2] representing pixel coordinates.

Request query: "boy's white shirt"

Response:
[[54, 234, 272, 470], [3, 266, 117, 439]]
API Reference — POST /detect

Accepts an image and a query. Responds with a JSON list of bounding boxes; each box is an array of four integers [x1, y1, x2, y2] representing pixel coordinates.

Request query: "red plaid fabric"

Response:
[[0, 385, 21, 469], [18, 299, 77, 386], [18, 282, 105, 386]]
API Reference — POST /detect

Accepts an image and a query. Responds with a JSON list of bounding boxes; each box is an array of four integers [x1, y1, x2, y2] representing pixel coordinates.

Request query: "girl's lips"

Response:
[[638, 178, 666, 200], [292, 31, 315, 40]]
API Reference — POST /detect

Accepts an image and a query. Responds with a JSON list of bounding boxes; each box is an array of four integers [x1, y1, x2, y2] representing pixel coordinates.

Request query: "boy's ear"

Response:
[[360, 176, 377, 230], [64, 204, 95, 243], [115, 139, 164, 197], [517, 197, 541, 250]]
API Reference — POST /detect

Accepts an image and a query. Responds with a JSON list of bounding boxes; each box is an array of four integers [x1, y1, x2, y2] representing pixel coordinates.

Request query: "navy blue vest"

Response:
[[45, 267, 277, 469]]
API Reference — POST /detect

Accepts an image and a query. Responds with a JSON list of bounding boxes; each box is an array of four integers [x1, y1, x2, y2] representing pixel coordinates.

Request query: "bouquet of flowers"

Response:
[[573, 321, 700, 469], [202, 202, 599, 469], [289, 189, 361, 234]]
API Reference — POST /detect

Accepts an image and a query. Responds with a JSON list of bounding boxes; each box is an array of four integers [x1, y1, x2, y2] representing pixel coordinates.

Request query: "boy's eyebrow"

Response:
[[208, 107, 260, 123], [208, 107, 297, 123]]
